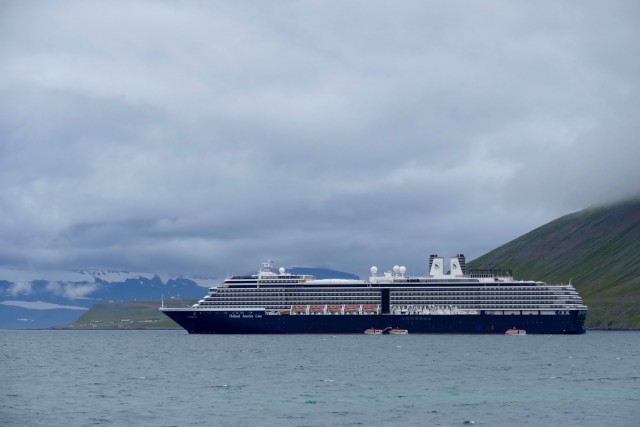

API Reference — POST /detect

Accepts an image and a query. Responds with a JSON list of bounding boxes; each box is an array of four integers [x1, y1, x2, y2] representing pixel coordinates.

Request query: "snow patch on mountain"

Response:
[[0, 268, 216, 288]]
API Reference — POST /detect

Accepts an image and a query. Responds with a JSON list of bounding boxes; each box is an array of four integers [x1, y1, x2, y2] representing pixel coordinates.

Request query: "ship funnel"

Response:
[[428, 254, 444, 277], [450, 254, 466, 277]]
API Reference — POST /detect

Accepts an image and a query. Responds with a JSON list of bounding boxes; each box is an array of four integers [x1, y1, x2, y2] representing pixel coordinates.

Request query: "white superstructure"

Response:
[[188, 254, 586, 317]]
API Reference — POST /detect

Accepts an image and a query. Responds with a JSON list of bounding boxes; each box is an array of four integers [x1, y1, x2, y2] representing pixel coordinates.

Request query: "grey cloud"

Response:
[[7, 282, 34, 296], [44, 281, 97, 299], [1, 1, 639, 277]]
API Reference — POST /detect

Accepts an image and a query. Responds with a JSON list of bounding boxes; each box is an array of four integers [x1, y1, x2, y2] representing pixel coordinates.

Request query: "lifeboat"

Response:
[[279, 310, 291, 315], [505, 328, 526, 335], [345, 305, 359, 311], [310, 305, 324, 311], [364, 328, 383, 335], [328, 305, 341, 311], [389, 328, 408, 335], [292, 305, 306, 311], [363, 305, 379, 311]]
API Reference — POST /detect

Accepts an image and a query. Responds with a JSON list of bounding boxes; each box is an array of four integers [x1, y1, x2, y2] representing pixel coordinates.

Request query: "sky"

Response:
[[1, 1, 639, 279]]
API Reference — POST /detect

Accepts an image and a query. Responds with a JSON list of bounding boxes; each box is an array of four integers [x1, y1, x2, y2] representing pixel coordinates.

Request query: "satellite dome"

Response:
[[371, 266, 378, 274], [279, 267, 285, 274], [393, 265, 400, 274], [399, 266, 407, 274]]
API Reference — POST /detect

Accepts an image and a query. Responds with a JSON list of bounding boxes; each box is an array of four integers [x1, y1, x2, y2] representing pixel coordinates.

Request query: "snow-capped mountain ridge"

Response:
[[0, 268, 216, 287], [0, 269, 214, 329]]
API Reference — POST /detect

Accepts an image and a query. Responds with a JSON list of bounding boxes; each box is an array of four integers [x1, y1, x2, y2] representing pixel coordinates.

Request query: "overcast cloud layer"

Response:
[[1, 1, 639, 278]]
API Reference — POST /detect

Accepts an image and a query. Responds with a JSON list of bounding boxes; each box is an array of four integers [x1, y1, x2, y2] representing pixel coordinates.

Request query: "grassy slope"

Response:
[[57, 299, 197, 329], [468, 199, 640, 329]]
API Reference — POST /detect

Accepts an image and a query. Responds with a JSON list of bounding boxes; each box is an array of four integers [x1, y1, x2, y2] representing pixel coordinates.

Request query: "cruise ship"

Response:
[[160, 254, 587, 334]]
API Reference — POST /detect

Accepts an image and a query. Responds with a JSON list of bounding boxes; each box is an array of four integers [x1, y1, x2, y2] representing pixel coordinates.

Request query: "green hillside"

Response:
[[57, 299, 197, 330], [468, 199, 640, 330]]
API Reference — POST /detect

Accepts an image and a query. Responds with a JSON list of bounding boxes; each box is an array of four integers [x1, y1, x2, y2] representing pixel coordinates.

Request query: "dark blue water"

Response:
[[1, 331, 639, 426]]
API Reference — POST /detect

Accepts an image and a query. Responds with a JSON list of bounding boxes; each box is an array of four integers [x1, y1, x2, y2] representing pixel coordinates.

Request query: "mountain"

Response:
[[468, 199, 640, 329], [0, 270, 213, 329], [0, 267, 359, 329]]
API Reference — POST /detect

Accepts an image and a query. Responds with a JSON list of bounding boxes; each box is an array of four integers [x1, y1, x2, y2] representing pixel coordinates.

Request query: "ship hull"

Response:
[[161, 309, 586, 334]]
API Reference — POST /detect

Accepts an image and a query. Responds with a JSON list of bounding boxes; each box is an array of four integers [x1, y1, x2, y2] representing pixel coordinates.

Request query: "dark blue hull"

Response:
[[161, 309, 586, 334]]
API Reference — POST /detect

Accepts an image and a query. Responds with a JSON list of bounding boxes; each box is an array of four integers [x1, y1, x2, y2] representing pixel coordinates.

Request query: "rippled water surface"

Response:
[[1, 330, 639, 426]]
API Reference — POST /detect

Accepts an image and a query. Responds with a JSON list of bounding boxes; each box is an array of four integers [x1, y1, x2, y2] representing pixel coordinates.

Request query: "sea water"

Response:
[[1, 330, 639, 426]]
